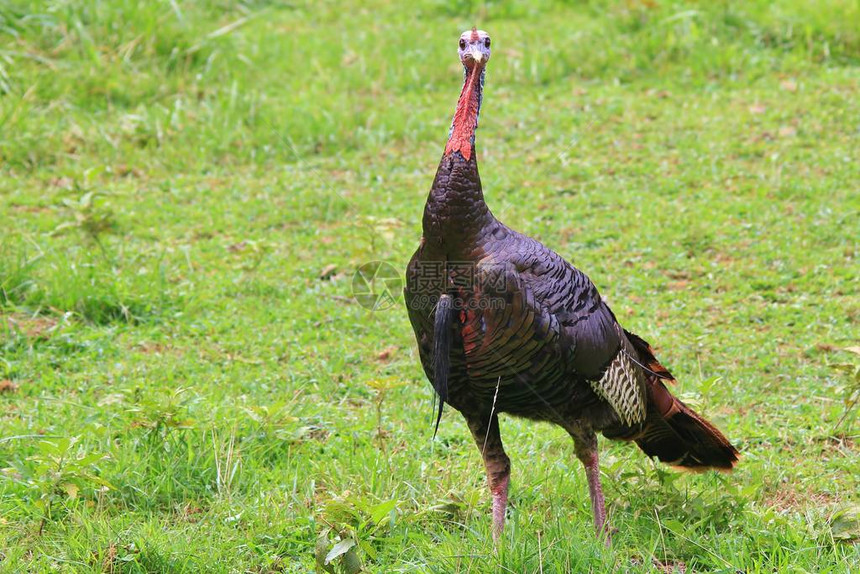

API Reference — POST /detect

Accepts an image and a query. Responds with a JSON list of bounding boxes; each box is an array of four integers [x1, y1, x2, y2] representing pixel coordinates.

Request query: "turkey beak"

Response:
[[470, 47, 484, 64]]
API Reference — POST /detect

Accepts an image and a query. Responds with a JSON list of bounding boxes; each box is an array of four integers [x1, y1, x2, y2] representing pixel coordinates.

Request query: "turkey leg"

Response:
[[569, 426, 611, 544], [467, 413, 511, 543]]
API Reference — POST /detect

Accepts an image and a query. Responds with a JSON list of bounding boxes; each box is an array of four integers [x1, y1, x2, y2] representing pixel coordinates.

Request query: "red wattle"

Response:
[[444, 65, 482, 161]]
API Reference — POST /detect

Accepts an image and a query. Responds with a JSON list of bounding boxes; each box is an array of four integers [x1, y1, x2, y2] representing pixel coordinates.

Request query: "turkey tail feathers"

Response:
[[621, 330, 739, 471], [432, 294, 454, 438], [623, 329, 675, 382], [635, 380, 739, 471]]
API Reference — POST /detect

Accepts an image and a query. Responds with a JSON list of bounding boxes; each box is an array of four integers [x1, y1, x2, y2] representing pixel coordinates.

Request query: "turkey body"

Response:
[[407, 153, 646, 440], [404, 29, 737, 542]]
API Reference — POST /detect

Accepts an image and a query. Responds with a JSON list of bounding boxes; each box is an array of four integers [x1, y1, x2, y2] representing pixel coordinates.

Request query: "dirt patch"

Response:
[[134, 342, 178, 356], [4, 314, 59, 339], [10, 203, 53, 213], [0, 380, 19, 394], [653, 558, 687, 573], [814, 434, 858, 455], [630, 558, 687, 573], [376, 346, 398, 362], [764, 484, 839, 512], [180, 503, 204, 523]]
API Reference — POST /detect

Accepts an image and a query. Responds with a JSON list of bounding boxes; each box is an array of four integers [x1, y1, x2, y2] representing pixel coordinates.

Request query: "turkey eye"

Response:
[[459, 39, 466, 49], [484, 37, 491, 48]]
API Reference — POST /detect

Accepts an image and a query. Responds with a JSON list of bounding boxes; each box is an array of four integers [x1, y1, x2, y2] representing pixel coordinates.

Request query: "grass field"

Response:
[[1, 0, 859, 571]]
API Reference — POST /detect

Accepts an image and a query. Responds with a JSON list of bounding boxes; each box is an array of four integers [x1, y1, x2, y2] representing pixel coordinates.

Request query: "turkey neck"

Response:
[[423, 63, 496, 248]]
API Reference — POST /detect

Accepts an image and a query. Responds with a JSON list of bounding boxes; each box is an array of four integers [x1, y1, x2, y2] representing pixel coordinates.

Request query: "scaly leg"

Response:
[[466, 413, 511, 543], [569, 425, 611, 544]]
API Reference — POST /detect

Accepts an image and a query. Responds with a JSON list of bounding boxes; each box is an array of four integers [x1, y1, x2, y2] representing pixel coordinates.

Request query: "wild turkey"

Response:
[[404, 28, 738, 542]]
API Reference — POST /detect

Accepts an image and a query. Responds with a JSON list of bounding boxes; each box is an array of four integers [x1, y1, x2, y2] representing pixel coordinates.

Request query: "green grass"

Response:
[[1, 0, 859, 571]]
